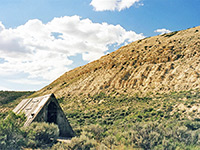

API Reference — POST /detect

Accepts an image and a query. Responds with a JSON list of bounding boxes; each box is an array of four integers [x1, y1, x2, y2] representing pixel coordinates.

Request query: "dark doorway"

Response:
[[47, 102, 57, 124]]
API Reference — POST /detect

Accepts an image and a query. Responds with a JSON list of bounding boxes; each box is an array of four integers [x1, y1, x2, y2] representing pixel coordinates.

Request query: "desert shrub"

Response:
[[73, 126, 83, 136], [23, 122, 59, 148], [65, 135, 97, 150], [51, 142, 67, 150], [83, 124, 104, 141], [98, 143, 109, 150], [92, 92, 106, 100], [116, 130, 135, 146], [173, 126, 192, 145], [121, 72, 131, 81], [131, 122, 163, 149], [124, 120, 200, 149], [0, 112, 26, 150], [154, 139, 178, 150], [185, 120, 200, 130], [102, 135, 118, 149], [163, 31, 179, 37], [52, 127, 100, 150]]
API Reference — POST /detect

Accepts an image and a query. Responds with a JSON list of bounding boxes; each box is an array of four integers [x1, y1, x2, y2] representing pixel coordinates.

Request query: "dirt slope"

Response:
[[34, 26, 200, 98]]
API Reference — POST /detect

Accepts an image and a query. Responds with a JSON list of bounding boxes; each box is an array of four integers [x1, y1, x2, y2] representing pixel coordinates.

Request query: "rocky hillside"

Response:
[[34, 26, 200, 98]]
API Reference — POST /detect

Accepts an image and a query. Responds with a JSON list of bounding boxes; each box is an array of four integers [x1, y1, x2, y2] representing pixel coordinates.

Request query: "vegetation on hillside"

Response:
[[1, 90, 200, 149], [0, 112, 26, 150], [0, 91, 34, 105], [0, 112, 59, 150], [51, 90, 200, 149], [0, 91, 34, 118]]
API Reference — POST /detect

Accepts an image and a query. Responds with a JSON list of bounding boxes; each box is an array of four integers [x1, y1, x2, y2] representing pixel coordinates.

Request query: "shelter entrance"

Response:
[[47, 101, 57, 124]]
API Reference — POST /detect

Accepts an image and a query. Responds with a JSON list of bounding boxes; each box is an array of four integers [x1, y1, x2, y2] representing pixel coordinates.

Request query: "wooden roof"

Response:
[[13, 94, 53, 126]]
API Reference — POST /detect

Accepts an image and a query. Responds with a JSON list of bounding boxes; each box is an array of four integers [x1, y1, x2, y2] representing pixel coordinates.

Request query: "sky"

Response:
[[0, 0, 199, 91]]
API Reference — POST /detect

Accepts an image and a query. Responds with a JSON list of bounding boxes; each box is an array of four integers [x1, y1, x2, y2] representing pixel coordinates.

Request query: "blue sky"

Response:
[[0, 0, 199, 91]]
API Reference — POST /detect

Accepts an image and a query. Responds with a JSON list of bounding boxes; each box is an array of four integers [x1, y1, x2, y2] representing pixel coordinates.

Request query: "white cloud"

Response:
[[0, 16, 144, 83], [0, 22, 5, 31], [7, 78, 48, 85], [90, 0, 141, 11], [154, 28, 172, 35], [0, 86, 11, 91]]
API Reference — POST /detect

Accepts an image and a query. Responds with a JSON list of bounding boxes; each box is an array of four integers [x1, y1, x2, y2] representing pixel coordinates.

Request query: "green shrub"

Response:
[[0, 112, 26, 150], [51, 142, 67, 150], [185, 121, 200, 130], [102, 135, 118, 149], [66, 135, 97, 150], [83, 124, 104, 141], [163, 31, 179, 37], [23, 122, 59, 148], [173, 126, 192, 145], [131, 122, 163, 149]]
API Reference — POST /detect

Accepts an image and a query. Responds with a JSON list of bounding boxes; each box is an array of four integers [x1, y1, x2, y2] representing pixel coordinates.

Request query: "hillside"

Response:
[[0, 91, 34, 117], [34, 26, 200, 98], [1, 26, 200, 149]]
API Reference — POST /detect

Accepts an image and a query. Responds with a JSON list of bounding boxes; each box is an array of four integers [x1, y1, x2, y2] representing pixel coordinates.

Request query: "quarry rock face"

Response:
[[34, 26, 200, 98]]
